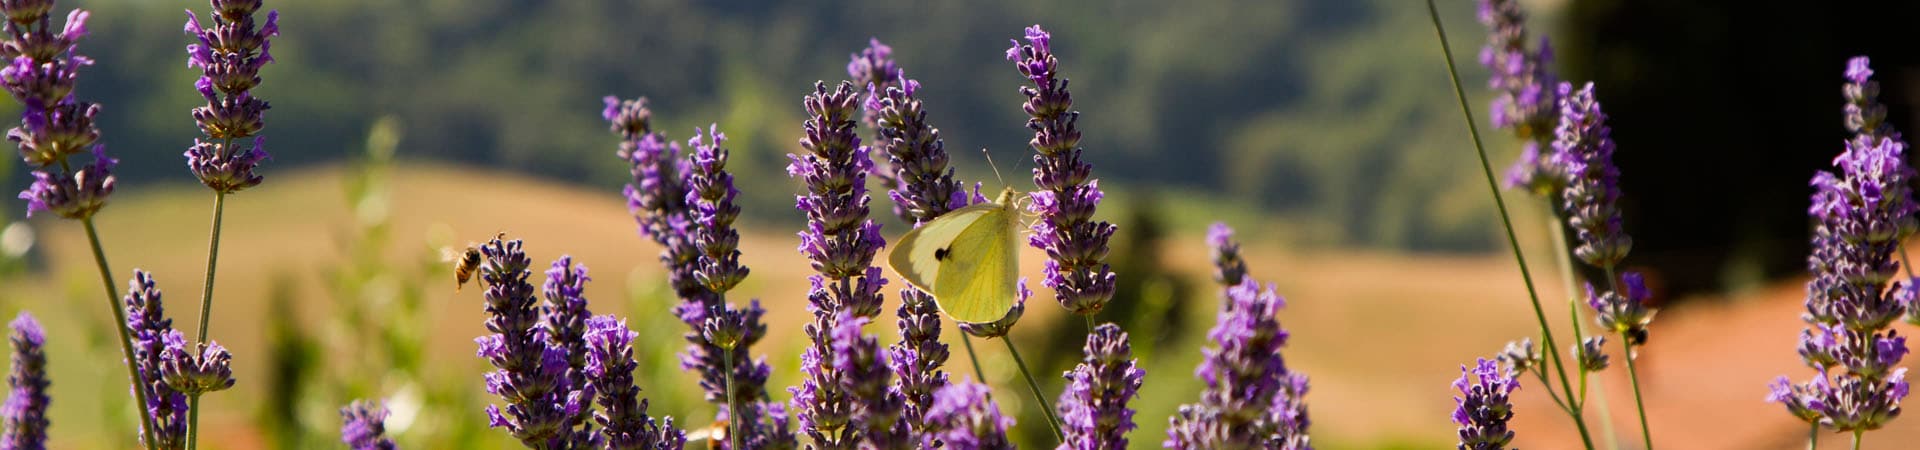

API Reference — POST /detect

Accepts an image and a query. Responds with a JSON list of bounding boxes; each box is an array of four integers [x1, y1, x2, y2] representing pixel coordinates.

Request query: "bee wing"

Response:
[[439, 246, 460, 263]]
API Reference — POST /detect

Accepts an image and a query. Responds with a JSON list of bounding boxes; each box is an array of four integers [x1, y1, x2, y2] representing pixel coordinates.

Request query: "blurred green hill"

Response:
[[16, 0, 1506, 251]]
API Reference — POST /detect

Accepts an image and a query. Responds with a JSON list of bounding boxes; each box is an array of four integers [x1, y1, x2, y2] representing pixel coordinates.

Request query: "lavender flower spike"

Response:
[[1844, 56, 1897, 142], [473, 237, 588, 448], [585, 315, 687, 450], [849, 38, 899, 135], [2, 312, 48, 450], [183, 0, 277, 193], [1452, 358, 1518, 450], [339, 400, 397, 450], [18, 145, 112, 219], [925, 382, 1015, 450], [1170, 223, 1309, 449], [1554, 82, 1631, 268], [830, 314, 909, 449], [0, 1, 115, 219], [125, 270, 188, 450], [681, 123, 784, 447], [1008, 24, 1118, 316], [1774, 64, 1917, 433], [158, 336, 234, 396], [790, 80, 890, 448], [1057, 323, 1143, 450], [1477, 0, 1564, 196]]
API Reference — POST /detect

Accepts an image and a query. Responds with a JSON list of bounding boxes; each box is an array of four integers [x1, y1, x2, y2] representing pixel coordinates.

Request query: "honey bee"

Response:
[[448, 232, 505, 293], [685, 419, 728, 450]]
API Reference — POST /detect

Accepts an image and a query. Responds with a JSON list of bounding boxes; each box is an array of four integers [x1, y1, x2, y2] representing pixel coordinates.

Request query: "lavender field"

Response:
[[0, 0, 1917, 449]]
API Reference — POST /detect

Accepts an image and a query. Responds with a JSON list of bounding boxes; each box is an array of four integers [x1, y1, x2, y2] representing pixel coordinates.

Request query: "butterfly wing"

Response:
[[930, 203, 1018, 323], [889, 204, 1000, 293]]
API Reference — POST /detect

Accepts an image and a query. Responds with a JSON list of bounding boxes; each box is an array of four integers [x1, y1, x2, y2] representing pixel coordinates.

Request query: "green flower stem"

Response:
[[1423, 2, 1595, 448], [1603, 267, 1654, 450], [195, 190, 226, 342], [187, 394, 202, 450], [1851, 430, 1862, 450], [724, 347, 742, 450], [1001, 336, 1062, 442], [80, 215, 160, 450], [1807, 423, 1817, 450], [958, 334, 987, 382]]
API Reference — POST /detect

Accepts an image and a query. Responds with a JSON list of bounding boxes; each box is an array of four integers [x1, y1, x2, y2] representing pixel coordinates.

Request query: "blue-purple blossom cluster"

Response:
[[787, 80, 895, 448], [2, 313, 47, 450], [183, 0, 277, 194], [1771, 57, 1914, 434], [863, 53, 959, 437], [3, 0, 114, 220], [1168, 224, 1309, 450], [1057, 323, 1142, 450], [609, 98, 785, 449], [1452, 358, 1518, 450], [584, 316, 687, 450], [124, 271, 189, 450], [1008, 25, 1117, 317], [1477, 0, 1562, 195], [925, 382, 1014, 450], [339, 400, 398, 450], [1555, 82, 1631, 269], [472, 238, 593, 448]]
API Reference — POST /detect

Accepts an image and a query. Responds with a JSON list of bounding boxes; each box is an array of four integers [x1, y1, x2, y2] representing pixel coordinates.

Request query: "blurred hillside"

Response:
[[3, 0, 1506, 251]]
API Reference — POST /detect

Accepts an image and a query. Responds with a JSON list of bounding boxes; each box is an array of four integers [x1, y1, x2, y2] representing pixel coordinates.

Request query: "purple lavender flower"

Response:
[[1844, 56, 1896, 142], [473, 237, 588, 448], [8, 97, 96, 166], [542, 256, 597, 446], [2, 312, 47, 450], [17, 145, 111, 219], [828, 314, 909, 449], [690, 125, 750, 295], [1476, 0, 1558, 141], [0, 8, 89, 112], [1169, 224, 1309, 449], [1495, 338, 1538, 374], [1451, 358, 1518, 450], [849, 38, 899, 136], [608, 97, 690, 245], [1008, 25, 1117, 317], [924, 382, 1014, 450], [1554, 82, 1631, 268], [1573, 336, 1609, 372], [887, 285, 948, 429], [183, 0, 277, 193], [124, 270, 188, 450], [339, 400, 397, 450], [789, 80, 891, 448], [956, 282, 1027, 339], [1584, 272, 1654, 345], [1056, 323, 1142, 450], [1774, 70, 1917, 430], [1207, 222, 1245, 286], [1500, 142, 1566, 196], [158, 337, 234, 396], [584, 315, 687, 450]]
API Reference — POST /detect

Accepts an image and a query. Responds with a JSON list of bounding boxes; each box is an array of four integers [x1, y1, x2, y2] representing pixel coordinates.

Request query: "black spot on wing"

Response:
[[934, 247, 951, 260]]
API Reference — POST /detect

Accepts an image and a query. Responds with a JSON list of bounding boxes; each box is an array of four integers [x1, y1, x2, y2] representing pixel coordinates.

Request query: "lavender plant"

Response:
[[1452, 358, 1518, 450], [584, 316, 687, 450], [1770, 56, 1914, 448], [0, 1, 156, 444], [340, 400, 398, 450], [866, 56, 968, 422], [2, 312, 47, 450], [125, 270, 191, 450], [471, 237, 592, 448], [1055, 323, 1141, 450], [925, 382, 1015, 450], [608, 98, 786, 448], [788, 80, 896, 448], [1477, 0, 1561, 195], [1007, 25, 1116, 322], [1167, 224, 1308, 449]]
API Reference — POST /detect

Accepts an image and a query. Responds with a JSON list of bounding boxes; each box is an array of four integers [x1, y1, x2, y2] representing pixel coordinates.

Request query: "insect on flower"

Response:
[[446, 232, 505, 292], [682, 419, 727, 450]]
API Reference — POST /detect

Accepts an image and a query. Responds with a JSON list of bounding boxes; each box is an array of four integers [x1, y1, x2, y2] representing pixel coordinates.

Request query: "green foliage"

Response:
[[49, 0, 1502, 251]]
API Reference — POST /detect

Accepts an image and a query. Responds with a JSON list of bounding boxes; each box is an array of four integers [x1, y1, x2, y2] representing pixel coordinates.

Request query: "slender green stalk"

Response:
[[1084, 314, 1095, 333], [1423, 2, 1595, 448], [1530, 369, 1572, 415], [81, 217, 160, 450], [1603, 268, 1654, 450], [724, 347, 742, 450], [1551, 207, 1620, 450], [1000, 336, 1062, 442], [1851, 430, 1861, 450], [187, 395, 201, 450], [958, 334, 987, 382], [1808, 423, 1818, 450], [195, 191, 226, 342]]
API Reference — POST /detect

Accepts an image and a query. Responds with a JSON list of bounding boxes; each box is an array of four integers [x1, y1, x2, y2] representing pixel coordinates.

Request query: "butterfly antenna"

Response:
[[982, 147, 1007, 187]]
